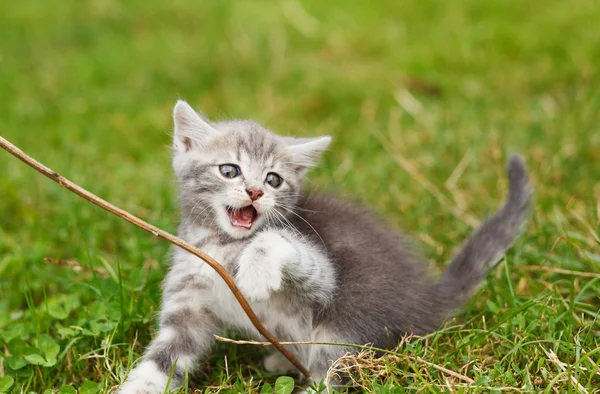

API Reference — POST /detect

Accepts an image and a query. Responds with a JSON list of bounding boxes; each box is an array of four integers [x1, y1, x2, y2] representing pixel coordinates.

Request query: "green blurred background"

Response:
[[0, 0, 599, 392]]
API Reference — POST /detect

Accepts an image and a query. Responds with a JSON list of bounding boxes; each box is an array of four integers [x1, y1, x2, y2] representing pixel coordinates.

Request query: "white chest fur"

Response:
[[168, 236, 313, 344]]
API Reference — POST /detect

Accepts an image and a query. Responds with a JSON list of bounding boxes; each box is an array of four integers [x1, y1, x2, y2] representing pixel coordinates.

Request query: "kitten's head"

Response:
[[172, 100, 331, 238]]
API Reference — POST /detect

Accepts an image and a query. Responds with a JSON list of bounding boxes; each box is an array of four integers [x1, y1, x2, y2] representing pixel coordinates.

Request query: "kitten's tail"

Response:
[[432, 155, 532, 314]]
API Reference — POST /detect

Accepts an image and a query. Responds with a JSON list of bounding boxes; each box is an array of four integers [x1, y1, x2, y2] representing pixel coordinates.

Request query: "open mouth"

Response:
[[226, 205, 258, 230]]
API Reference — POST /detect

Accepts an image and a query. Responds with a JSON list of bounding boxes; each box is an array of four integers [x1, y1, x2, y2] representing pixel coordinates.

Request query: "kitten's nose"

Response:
[[246, 188, 264, 201]]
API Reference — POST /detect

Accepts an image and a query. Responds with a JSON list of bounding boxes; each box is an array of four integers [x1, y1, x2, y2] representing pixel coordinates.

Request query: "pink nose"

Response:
[[246, 188, 264, 201]]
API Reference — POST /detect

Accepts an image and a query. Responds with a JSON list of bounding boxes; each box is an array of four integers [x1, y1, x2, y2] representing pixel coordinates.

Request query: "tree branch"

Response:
[[0, 135, 311, 379]]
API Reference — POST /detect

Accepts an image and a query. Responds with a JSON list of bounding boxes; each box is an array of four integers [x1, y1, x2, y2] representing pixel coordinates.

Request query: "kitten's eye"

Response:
[[219, 164, 241, 179], [266, 172, 283, 188]]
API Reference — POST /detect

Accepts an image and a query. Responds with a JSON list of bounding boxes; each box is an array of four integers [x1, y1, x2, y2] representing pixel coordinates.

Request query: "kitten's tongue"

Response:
[[231, 206, 256, 229]]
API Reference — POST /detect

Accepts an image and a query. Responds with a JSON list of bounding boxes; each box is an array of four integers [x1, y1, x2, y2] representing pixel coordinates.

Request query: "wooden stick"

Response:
[[0, 135, 311, 379]]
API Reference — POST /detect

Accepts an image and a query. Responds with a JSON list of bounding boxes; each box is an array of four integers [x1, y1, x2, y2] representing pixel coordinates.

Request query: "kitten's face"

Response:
[[172, 101, 330, 238]]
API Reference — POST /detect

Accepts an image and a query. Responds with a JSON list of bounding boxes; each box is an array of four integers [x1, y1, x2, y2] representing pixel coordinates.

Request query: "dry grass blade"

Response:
[[0, 135, 311, 379], [542, 347, 589, 394], [44, 257, 109, 278], [371, 128, 480, 228], [215, 334, 527, 391], [445, 150, 473, 210], [215, 335, 503, 390], [414, 356, 474, 384], [568, 207, 600, 245], [595, 184, 600, 222], [515, 265, 600, 279]]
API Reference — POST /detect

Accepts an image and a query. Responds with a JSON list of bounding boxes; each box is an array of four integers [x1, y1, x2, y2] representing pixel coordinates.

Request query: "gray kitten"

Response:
[[118, 100, 531, 393]]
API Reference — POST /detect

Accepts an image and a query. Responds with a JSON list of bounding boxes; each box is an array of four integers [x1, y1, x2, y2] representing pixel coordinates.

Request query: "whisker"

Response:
[[182, 197, 208, 228], [276, 205, 328, 252], [277, 202, 323, 214], [272, 209, 304, 240], [189, 203, 213, 228]]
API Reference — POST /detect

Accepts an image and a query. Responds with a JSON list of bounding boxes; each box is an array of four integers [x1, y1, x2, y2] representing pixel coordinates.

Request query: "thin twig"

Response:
[[0, 135, 311, 379], [214, 335, 335, 347], [214, 335, 475, 384]]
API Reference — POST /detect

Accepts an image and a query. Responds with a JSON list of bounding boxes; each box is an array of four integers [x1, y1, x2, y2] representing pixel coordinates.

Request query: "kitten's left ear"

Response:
[[286, 136, 332, 171], [173, 100, 218, 153]]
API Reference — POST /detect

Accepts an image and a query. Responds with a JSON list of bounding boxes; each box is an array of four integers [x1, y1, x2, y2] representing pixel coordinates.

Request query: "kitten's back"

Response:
[[291, 192, 438, 345], [289, 155, 531, 347]]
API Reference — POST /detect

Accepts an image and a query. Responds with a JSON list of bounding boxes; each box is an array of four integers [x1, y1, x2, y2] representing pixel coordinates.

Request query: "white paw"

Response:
[[236, 247, 282, 301], [118, 378, 163, 394], [118, 361, 171, 394], [235, 232, 293, 302]]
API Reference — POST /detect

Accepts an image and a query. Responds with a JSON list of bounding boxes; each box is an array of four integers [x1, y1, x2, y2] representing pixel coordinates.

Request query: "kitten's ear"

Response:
[[286, 136, 332, 171], [173, 100, 218, 153]]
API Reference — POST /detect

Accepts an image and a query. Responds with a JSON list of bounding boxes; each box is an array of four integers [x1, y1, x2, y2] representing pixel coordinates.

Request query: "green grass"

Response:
[[1, 0, 599, 392]]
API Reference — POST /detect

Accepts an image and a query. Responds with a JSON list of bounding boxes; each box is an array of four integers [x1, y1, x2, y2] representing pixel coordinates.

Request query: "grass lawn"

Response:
[[1, 0, 599, 392]]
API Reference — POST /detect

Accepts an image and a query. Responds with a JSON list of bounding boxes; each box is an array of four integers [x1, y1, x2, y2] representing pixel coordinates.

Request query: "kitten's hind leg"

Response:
[[263, 353, 328, 394], [300, 327, 356, 393], [264, 351, 296, 373], [118, 307, 216, 394], [299, 369, 329, 394]]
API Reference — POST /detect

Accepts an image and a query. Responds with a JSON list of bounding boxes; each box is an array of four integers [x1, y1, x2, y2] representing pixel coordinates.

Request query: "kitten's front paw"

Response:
[[235, 232, 292, 302], [118, 379, 162, 394], [118, 361, 173, 394], [118, 376, 162, 394]]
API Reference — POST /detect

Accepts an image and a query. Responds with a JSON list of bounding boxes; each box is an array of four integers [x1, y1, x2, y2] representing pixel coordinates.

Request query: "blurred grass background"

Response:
[[0, 0, 599, 393]]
